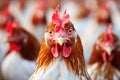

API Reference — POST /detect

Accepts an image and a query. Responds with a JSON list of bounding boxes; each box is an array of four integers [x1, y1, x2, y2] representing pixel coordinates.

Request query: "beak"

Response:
[[3, 38, 8, 43], [106, 47, 112, 55], [3, 37, 14, 43], [56, 37, 67, 46]]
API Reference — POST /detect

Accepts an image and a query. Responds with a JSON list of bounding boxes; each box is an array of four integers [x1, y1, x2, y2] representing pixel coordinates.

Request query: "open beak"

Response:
[[56, 37, 67, 46]]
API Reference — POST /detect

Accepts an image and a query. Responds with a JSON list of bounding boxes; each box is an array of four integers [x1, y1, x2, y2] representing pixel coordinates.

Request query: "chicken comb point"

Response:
[[104, 24, 113, 44], [52, 5, 70, 32]]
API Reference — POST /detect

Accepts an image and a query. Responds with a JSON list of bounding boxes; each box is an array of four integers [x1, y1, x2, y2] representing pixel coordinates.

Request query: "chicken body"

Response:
[[30, 6, 90, 80], [1, 51, 36, 80], [1, 21, 39, 80]]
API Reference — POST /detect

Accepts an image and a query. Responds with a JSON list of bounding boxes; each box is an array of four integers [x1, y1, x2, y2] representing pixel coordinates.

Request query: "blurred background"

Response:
[[0, 0, 120, 80]]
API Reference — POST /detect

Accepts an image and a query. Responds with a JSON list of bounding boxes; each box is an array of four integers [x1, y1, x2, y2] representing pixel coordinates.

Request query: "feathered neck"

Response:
[[90, 62, 120, 80], [36, 35, 91, 80]]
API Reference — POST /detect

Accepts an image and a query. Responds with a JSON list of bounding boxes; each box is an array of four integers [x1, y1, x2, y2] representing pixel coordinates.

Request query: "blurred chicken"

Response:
[[19, 0, 27, 11], [29, 5, 91, 80], [87, 24, 120, 80], [0, 6, 14, 63], [1, 21, 39, 80], [96, 1, 111, 24], [32, 0, 47, 25], [76, 1, 91, 19], [0, 4, 13, 79], [9, 0, 47, 43]]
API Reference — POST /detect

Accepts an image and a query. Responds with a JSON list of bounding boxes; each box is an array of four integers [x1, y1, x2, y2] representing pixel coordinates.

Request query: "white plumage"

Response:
[[30, 57, 87, 80], [1, 50, 36, 80], [87, 63, 120, 80]]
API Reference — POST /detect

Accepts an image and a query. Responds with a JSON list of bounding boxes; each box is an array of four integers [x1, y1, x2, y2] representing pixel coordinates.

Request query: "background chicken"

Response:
[[79, 0, 112, 62], [32, 0, 47, 26], [29, 0, 47, 43], [1, 20, 40, 80], [87, 24, 120, 80], [30, 5, 91, 80], [9, 0, 48, 44], [0, 4, 14, 65]]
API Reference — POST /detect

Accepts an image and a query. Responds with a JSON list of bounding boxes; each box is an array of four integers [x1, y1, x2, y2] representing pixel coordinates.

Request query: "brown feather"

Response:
[[64, 35, 91, 79], [36, 38, 55, 70], [6, 27, 40, 61], [112, 46, 120, 71], [36, 35, 91, 80], [16, 27, 40, 61], [35, 21, 91, 79]]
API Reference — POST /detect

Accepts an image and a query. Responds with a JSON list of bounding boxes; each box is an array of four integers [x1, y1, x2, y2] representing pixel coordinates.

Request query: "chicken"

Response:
[[19, 0, 27, 11], [76, 1, 91, 19], [87, 24, 120, 80], [1, 20, 40, 80], [32, 0, 47, 26], [0, 6, 14, 63], [29, 5, 91, 80], [0, 5, 14, 80], [96, 1, 111, 24]]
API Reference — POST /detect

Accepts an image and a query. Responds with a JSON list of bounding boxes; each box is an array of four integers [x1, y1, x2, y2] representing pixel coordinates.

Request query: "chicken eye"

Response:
[[48, 30, 54, 35], [67, 29, 74, 35]]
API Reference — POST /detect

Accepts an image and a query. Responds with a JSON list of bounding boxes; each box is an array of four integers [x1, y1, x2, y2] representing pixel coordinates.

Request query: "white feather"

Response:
[[29, 58, 82, 80], [1, 51, 36, 80], [87, 63, 120, 80], [0, 30, 9, 63]]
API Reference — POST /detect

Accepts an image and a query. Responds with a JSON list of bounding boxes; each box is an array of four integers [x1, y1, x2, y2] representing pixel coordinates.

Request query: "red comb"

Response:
[[52, 5, 70, 32], [104, 24, 113, 45], [2, 7, 10, 17], [6, 21, 17, 36]]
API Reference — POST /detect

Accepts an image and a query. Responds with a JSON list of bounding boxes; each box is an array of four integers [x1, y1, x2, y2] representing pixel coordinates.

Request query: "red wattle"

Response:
[[9, 43, 21, 52], [102, 52, 107, 62], [62, 44, 71, 57], [51, 43, 59, 57], [102, 52, 114, 62]]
